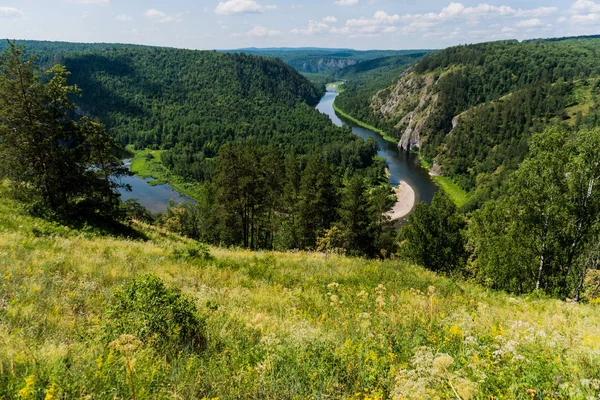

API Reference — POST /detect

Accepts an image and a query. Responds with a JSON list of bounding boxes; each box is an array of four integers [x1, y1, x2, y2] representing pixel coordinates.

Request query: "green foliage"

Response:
[[0, 42, 128, 221], [227, 48, 431, 75], [172, 243, 212, 261], [400, 192, 467, 273], [105, 274, 206, 354], [470, 127, 600, 297]]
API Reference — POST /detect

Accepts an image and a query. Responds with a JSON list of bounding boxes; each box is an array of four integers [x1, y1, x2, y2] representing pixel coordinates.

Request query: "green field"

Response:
[[432, 176, 471, 208]]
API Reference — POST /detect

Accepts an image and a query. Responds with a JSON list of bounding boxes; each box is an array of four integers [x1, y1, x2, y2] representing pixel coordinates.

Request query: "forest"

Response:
[[0, 41, 397, 257]]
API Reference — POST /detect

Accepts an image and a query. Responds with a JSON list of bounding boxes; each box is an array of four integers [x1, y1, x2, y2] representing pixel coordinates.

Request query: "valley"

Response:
[[2, 12, 600, 398]]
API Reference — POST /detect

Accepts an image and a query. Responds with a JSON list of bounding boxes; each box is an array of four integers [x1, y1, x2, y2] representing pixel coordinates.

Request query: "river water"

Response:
[[316, 87, 438, 216], [117, 160, 194, 214], [117, 87, 437, 215]]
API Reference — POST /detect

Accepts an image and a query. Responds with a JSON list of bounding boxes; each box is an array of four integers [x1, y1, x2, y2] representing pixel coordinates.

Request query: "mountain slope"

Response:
[[337, 36, 600, 206], [0, 187, 599, 398], [3, 41, 369, 184]]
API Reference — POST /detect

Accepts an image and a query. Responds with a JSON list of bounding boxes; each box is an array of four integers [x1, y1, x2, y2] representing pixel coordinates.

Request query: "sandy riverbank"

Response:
[[386, 181, 416, 220]]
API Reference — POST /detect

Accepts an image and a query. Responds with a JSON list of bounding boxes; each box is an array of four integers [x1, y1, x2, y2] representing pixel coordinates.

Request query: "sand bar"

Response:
[[386, 181, 416, 220]]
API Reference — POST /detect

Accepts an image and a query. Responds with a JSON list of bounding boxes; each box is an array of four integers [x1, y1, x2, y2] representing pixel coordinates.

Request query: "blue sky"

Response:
[[0, 0, 598, 50]]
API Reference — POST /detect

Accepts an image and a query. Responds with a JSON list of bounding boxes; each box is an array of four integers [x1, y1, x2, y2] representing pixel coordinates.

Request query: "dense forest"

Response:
[[0, 41, 397, 256], [334, 53, 427, 132]]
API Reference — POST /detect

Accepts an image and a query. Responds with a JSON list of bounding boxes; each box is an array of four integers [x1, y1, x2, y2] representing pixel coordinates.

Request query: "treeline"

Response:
[[0, 42, 399, 257], [402, 126, 600, 299], [160, 142, 397, 257]]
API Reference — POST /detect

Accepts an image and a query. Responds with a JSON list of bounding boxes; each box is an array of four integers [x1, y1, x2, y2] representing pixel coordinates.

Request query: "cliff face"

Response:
[[370, 71, 444, 152]]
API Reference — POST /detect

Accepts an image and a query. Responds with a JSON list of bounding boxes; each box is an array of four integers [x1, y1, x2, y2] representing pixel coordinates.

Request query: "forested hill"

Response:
[[224, 48, 431, 75], [336, 36, 600, 207], [2, 41, 362, 183]]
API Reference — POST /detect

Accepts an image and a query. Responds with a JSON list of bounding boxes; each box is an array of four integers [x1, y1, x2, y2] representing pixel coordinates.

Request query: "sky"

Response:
[[0, 0, 599, 50]]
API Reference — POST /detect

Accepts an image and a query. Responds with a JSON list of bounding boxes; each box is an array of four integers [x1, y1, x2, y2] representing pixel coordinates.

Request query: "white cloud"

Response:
[[233, 25, 281, 37], [215, 0, 276, 16], [144, 9, 183, 23], [0, 7, 24, 18], [572, 13, 600, 24], [515, 18, 543, 28], [515, 7, 558, 18], [115, 14, 133, 22], [292, 16, 341, 35], [570, 0, 600, 14], [334, 0, 358, 6]]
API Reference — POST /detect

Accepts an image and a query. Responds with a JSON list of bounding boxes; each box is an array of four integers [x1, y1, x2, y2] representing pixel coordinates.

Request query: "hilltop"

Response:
[[1, 185, 599, 399]]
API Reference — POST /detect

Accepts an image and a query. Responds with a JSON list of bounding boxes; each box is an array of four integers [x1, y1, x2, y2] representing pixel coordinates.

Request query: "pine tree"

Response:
[[0, 41, 127, 219]]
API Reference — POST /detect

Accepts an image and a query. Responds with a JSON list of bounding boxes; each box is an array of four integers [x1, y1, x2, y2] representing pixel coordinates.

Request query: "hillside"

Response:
[[1, 41, 373, 184], [0, 184, 599, 399], [226, 48, 431, 76], [335, 36, 600, 207]]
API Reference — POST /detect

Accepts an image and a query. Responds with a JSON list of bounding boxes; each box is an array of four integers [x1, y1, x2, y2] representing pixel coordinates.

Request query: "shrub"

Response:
[[104, 274, 206, 354], [172, 243, 212, 260]]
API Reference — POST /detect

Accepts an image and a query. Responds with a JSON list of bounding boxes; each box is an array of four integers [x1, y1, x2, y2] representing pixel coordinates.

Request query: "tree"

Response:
[[0, 41, 127, 219], [400, 192, 467, 273], [337, 175, 375, 257], [297, 154, 338, 249], [470, 127, 600, 296]]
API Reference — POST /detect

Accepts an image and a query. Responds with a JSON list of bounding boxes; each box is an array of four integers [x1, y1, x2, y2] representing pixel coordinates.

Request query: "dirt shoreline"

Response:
[[386, 181, 416, 220]]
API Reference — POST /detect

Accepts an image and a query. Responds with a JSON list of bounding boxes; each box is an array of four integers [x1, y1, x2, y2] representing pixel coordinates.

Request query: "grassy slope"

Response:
[[1, 190, 599, 398]]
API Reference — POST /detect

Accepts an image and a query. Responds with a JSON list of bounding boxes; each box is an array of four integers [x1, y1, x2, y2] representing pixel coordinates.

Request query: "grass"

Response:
[[126, 146, 202, 200], [332, 102, 398, 145], [1, 190, 600, 399], [432, 176, 471, 208]]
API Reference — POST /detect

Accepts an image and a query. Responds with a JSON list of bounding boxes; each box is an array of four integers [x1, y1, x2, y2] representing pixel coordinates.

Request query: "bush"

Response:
[[172, 243, 212, 260], [105, 275, 206, 354]]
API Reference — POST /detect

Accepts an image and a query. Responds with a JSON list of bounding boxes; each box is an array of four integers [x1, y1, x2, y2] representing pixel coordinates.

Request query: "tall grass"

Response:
[[0, 192, 599, 399]]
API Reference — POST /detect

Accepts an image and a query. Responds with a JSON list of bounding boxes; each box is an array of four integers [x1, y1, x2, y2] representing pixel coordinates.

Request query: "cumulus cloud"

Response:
[[292, 16, 344, 35], [570, 0, 600, 13], [515, 18, 543, 28], [215, 0, 276, 16], [233, 25, 281, 37], [0, 7, 24, 18], [144, 9, 183, 23], [115, 14, 133, 22], [335, 0, 358, 6]]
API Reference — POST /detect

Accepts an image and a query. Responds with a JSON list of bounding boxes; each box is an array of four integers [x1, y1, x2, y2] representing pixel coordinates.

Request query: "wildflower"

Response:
[[356, 290, 369, 300], [327, 282, 340, 290], [18, 375, 35, 400], [109, 334, 142, 354], [432, 354, 454, 376], [44, 383, 57, 400], [376, 295, 386, 309]]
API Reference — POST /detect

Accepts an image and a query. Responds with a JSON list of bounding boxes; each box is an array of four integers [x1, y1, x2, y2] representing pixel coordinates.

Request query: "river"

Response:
[[117, 160, 194, 214], [316, 87, 438, 220], [118, 87, 437, 216]]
